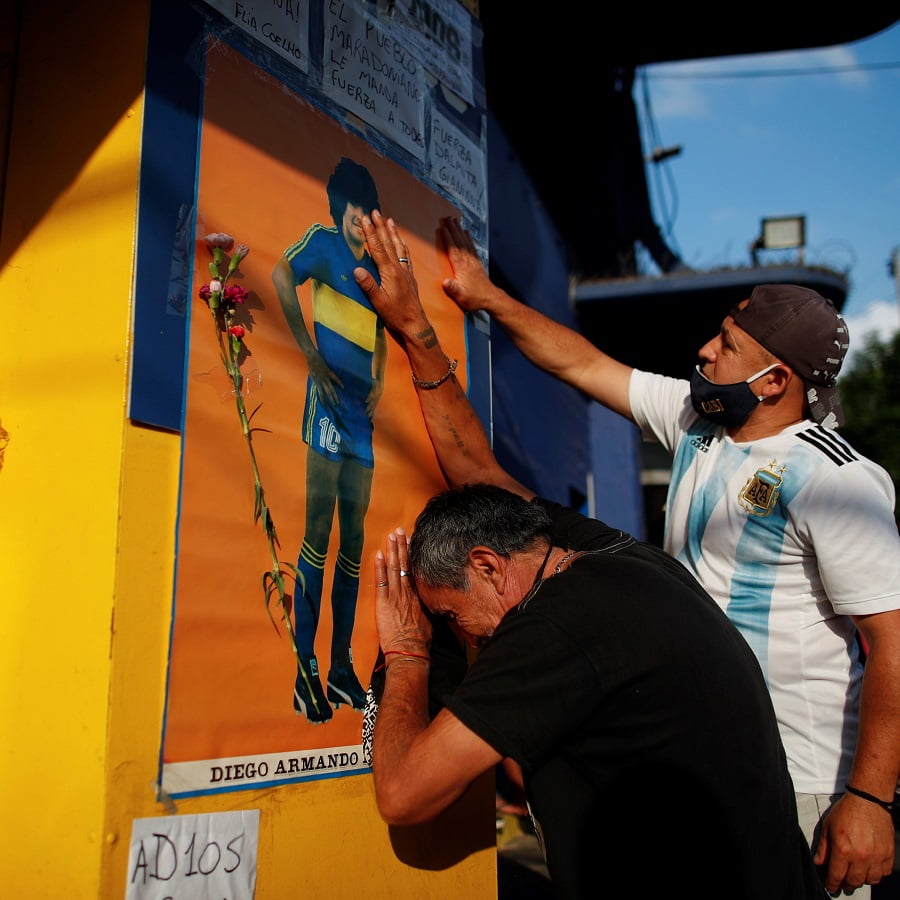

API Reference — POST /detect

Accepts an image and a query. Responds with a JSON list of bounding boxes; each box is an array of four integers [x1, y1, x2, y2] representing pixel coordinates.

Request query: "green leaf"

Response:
[[262, 577, 281, 632], [253, 483, 264, 523]]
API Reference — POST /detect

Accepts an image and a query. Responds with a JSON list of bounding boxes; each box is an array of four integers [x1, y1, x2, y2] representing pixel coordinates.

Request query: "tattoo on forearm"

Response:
[[416, 327, 438, 348], [444, 417, 466, 451]]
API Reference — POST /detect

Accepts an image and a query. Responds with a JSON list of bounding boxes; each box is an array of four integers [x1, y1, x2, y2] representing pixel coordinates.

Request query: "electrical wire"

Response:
[[637, 67, 681, 258], [643, 60, 900, 80], [636, 54, 900, 272]]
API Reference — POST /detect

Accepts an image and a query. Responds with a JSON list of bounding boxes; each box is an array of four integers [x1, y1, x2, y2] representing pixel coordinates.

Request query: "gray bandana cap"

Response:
[[730, 284, 849, 429]]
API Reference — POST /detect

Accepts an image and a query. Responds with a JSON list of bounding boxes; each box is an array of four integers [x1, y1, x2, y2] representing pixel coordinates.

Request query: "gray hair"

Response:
[[409, 484, 552, 590]]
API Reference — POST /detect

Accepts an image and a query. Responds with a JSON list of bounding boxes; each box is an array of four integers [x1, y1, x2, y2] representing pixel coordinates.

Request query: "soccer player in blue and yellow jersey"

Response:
[[273, 158, 387, 724]]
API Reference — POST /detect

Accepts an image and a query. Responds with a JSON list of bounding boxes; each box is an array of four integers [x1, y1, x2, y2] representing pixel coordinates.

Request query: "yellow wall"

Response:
[[0, 2, 496, 896]]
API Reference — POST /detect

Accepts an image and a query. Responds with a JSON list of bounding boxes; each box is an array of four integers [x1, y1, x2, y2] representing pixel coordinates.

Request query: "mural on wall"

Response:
[[159, 36, 468, 798]]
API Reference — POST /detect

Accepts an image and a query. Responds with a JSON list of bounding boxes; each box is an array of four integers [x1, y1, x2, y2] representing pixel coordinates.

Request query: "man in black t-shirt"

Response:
[[354, 211, 827, 900]]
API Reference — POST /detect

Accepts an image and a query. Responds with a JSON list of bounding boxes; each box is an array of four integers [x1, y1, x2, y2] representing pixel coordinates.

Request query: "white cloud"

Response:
[[645, 42, 870, 122], [744, 46, 869, 89], [647, 77, 710, 119], [842, 299, 900, 372]]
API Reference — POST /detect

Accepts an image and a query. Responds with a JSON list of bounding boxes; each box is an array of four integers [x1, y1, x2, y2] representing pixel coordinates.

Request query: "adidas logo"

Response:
[[690, 434, 713, 453]]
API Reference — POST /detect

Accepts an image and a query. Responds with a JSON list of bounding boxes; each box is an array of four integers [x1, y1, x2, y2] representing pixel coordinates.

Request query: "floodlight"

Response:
[[759, 215, 806, 250]]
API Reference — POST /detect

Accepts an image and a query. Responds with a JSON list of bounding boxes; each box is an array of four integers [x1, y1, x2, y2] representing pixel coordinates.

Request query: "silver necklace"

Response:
[[522, 547, 580, 609], [553, 550, 580, 574]]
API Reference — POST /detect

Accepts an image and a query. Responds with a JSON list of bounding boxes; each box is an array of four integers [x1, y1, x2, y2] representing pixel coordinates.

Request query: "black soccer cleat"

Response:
[[293, 656, 333, 724], [327, 661, 367, 711]]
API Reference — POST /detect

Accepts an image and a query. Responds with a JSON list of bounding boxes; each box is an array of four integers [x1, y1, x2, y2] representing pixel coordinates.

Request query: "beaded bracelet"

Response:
[[411, 356, 457, 390]]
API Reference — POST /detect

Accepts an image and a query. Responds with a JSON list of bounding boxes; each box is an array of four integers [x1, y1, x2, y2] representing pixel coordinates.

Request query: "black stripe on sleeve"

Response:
[[796, 426, 858, 466]]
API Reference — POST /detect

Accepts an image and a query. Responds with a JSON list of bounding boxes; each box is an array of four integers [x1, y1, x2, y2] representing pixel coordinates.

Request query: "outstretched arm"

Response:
[[439, 217, 636, 421], [353, 210, 533, 499]]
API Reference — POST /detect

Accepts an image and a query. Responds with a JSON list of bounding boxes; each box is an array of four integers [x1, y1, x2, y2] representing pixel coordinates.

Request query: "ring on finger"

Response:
[[399, 569, 409, 577], [376, 581, 388, 587]]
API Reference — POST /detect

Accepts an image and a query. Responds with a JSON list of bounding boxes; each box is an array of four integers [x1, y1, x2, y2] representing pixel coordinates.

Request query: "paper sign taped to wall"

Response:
[[125, 809, 260, 899]]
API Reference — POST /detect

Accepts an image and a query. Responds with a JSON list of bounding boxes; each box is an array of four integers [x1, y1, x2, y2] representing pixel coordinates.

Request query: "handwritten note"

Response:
[[125, 810, 260, 899], [428, 109, 486, 219], [323, 0, 427, 160], [202, 0, 310, 73]]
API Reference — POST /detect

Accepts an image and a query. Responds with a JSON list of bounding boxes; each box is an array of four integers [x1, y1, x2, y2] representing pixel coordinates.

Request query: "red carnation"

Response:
[[224, 284, 249, 304]]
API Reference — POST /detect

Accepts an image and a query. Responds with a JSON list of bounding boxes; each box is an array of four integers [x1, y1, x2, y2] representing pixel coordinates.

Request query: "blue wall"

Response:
[[484, 112, 645, 538]]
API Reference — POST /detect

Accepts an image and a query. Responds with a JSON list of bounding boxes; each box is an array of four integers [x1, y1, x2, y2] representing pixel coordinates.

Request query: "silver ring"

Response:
[[399, 570, 409, 577], [377, 581, 388, 587], [398, 257, 410, 265]]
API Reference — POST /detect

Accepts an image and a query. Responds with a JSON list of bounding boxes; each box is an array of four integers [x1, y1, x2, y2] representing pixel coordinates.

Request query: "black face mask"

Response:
[[689, 364, 777, 428]]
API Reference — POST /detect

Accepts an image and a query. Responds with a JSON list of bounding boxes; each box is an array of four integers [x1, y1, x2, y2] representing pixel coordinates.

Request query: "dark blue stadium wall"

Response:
[[481, 112, 646, 538]]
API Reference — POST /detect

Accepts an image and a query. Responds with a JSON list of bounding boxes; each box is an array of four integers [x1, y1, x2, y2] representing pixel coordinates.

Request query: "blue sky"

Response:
[[639, 19, 900, 371]]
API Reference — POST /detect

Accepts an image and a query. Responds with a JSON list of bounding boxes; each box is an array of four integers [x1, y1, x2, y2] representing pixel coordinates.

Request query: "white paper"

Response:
[[125, 810, 260, 899], [202, 0, 310, 73], [428, 109, 486, 219], [391, 0, 475, 105], [323, 1, 427, 159]]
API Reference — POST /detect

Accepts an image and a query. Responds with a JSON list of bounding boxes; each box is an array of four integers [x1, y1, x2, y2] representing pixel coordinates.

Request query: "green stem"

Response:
[[202, 265, 313, 699]]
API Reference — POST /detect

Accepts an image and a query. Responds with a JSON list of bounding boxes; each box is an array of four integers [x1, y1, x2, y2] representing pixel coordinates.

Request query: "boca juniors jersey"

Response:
[[284, 224, 383, 467]]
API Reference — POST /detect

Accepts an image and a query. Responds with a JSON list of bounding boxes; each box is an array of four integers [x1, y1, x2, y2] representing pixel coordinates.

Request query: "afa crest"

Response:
[[738, 459, 786, 516]]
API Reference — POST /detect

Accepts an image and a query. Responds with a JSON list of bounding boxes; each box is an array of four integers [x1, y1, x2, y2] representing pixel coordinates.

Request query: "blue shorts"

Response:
[[301, 375, 374, 468]]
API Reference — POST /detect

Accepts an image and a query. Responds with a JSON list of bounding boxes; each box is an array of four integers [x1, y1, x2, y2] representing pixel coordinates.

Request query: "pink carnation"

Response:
[[205, 233, 234, 253]]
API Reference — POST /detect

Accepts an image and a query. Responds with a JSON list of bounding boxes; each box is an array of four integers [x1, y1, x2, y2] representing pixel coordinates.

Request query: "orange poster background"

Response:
[[162, 40, 466, 769]]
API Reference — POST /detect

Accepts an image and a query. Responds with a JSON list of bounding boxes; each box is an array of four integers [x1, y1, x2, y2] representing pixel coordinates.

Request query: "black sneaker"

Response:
[[327, 660, 367, 711], [294, 657, 332, 724]]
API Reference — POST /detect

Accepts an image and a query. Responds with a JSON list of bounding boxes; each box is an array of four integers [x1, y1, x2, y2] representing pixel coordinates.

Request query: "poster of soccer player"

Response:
[[160, 37, 467, 797]]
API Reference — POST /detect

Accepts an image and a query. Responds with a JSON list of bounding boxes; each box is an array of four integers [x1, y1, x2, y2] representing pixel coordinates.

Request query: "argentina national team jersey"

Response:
[[629, 368, 900, 794], [285, 224, 382, 467]]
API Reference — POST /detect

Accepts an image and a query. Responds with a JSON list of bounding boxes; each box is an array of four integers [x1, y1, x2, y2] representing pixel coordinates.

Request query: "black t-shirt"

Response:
[[444, 499, 825, 900]]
